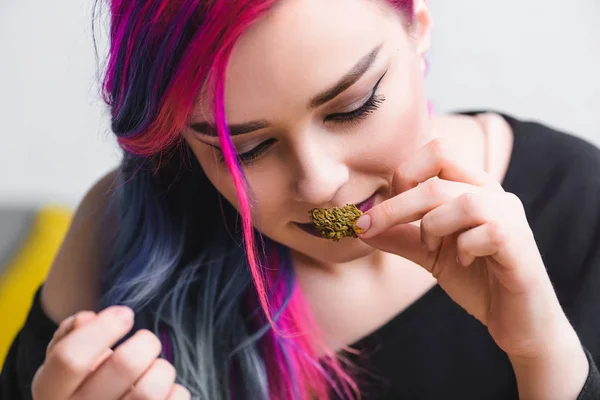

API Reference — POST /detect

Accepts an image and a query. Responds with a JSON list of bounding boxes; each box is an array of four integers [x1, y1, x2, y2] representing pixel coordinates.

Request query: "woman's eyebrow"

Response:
[[189, 43, 383, 138], [309, 43, 383, 109], [190, 120, 270, 137]]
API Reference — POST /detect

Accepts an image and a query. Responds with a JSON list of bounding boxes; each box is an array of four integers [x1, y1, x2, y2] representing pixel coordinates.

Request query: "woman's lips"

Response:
[[296, 222, 323, 237], [295, 192, 377, 238], [356, 192, 376, 213]]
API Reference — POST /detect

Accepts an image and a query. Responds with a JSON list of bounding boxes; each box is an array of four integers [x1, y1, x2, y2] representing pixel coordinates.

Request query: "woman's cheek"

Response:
[[189, 143, 242, 212], [247, 170, 292, 224], [189, 138, 285, 227], [358, 100, 426, 171]]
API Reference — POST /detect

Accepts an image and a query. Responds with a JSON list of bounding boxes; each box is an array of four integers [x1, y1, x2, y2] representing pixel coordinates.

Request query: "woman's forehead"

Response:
[[192, 0, 406, 124]]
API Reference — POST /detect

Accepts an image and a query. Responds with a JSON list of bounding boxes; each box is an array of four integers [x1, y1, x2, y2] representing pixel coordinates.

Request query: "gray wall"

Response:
[[1, 0, 599, 206], [426, 0, 600, 138]]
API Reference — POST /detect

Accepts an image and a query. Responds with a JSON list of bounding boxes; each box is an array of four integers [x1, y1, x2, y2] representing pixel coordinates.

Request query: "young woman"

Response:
[[2, 0, 599, 399]]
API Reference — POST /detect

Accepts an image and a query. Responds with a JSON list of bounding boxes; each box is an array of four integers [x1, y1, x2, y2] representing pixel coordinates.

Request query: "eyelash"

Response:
[[325, 75, 386, 124], [216, 74, 386, 166]]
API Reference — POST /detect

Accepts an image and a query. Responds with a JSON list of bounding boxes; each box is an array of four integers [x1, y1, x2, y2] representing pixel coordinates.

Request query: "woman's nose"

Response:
[[292, 142, 350, 205]]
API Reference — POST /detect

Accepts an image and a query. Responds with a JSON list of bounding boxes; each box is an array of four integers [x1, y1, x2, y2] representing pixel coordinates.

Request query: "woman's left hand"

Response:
[[354, 137, 580, 360]]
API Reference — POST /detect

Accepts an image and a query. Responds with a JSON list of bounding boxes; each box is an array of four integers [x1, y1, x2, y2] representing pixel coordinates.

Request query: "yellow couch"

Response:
[[0, 206, 72, 368]]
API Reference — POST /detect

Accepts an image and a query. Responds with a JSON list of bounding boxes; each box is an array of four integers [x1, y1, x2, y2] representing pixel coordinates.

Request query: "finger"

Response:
[[356, 179, 477, 238], [73, 311, 97, 329], [89, 349, 114, 372], [31, 364, 46, 399], [359, 223, 436, 271], [121, 358, 176, 400], [392, 138, 502, 195], [38, 305, 135, 400], [46, 315, 75, 358], [73, 329, 162, 400], [47, 311, 96, 357], [456, 222, 513, 270], [167, 384, 192, 400], [420, 191, 504, 252], [456, 221, 542, 289]]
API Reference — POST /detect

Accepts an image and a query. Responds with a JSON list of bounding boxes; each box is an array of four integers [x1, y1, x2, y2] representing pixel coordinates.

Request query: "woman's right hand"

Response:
[[31, 306, 190, 400]]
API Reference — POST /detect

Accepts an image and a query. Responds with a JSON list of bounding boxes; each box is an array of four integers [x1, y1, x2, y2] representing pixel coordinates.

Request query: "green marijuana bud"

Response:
[[308, 204, 363, 241]]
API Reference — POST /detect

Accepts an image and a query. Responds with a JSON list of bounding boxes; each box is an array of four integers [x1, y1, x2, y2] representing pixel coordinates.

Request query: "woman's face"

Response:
[[184, 0, 432, 265]]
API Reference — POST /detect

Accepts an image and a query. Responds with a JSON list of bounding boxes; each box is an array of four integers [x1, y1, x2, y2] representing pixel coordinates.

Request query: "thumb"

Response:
[[358, 222, 435, 271]]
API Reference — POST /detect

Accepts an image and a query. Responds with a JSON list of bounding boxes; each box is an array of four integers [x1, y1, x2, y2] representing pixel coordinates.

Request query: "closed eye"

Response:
[[215, 138, 277, 166], [212, 71, 387, 166], [325, 72, 386, 124]]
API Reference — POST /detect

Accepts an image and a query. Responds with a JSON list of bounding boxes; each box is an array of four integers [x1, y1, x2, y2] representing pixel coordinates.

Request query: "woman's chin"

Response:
[[293, 236, 378, 264]]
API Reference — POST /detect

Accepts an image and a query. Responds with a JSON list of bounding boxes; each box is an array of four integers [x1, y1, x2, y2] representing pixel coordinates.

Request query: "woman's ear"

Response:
[[411, 0, 432, 64]]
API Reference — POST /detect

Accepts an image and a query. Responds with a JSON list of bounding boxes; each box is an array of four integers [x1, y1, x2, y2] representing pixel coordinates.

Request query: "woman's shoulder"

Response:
[[461, 110, 599, 167], [498, 112, 600, 206], [41, 168, 119, 324], [495, 113, 600, 292], [504, 113, 600, 171], [452, 110, 600, 195]]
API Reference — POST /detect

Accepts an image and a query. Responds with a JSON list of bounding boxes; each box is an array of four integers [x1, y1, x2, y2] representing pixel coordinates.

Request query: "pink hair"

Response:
[[105, 0, 417, 398]]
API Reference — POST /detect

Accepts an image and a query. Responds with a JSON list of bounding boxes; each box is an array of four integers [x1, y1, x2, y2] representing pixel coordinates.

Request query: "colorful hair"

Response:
[[94, 0, 415, 399]]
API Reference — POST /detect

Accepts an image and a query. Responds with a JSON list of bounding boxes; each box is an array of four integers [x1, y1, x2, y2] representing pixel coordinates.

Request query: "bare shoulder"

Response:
[[432, 112, 514, 184], [41, 168, 119, 324]]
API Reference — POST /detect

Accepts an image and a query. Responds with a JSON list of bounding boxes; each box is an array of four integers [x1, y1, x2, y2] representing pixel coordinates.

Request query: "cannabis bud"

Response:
[[308, 204, 363, 241]]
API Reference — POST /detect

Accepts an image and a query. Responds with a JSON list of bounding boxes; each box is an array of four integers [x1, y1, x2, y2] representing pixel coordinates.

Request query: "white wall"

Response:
[[425, 0, 600, 140], [1, 0, 599, 207], [0, 0, 118, 207]]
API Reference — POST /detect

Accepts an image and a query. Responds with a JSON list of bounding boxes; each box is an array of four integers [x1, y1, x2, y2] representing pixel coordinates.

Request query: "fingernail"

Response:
[[354, 215, 371, 234], [113, 306, 134, 323]]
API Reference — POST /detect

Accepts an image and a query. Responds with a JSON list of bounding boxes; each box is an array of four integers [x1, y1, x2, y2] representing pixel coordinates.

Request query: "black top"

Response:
[[2, 112, 600, 400]]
